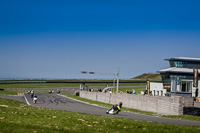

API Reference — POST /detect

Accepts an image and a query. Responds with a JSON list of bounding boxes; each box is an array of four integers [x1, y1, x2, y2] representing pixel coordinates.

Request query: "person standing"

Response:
[[133, 89, 135, 95]]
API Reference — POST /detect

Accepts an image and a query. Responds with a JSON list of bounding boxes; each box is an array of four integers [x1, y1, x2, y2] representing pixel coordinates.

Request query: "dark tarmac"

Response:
[[1, 93, 200, 126]]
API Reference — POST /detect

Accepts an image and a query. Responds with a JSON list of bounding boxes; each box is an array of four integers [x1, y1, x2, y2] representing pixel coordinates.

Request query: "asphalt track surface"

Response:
[[1, 93, 200, 126]]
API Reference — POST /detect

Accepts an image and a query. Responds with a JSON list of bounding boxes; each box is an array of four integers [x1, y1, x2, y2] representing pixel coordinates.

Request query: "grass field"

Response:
[[0, 83, 81, 88], [0, 82, 146, 88], [1, 98, 200, 133], [0, 82, 146, 95]]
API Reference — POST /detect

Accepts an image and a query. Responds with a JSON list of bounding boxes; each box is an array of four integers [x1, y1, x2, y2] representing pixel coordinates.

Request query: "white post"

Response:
[[113, 73, 115, 88], [116, 68, 120, 93]]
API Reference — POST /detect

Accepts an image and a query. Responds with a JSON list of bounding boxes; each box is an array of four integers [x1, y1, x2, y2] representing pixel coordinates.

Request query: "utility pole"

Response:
[[116, 67, 120, 93]]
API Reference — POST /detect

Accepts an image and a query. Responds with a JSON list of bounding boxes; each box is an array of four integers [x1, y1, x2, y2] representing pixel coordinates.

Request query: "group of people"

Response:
[[48, 89, 61, 94], [88, 88, 103, 92], [126, 89, 136, 95], [88, 88, 94, 92]]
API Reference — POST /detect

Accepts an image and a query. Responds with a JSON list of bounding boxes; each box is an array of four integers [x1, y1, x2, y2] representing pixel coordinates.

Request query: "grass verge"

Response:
[[0, 90, 18, 95]]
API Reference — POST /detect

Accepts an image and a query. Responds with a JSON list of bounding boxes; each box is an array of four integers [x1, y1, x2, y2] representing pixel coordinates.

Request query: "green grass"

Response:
[[1, 98, 200, 133], [0, 83, 81, 88], [0, 90, 18, 95], [0, 82, 146, 89]]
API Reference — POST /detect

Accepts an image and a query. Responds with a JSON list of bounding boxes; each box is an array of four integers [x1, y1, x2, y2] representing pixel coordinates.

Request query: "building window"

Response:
[[181, 82, 187, 92], [177, 82, 192, 92], [171, 81, 192, 93], [169, 61, 188, 68], [181, 82, 192, 92], [186, 82, 192, 92]]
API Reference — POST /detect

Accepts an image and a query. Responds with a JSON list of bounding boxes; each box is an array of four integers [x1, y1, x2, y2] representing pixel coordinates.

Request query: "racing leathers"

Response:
[[106, 104, 122, 114]]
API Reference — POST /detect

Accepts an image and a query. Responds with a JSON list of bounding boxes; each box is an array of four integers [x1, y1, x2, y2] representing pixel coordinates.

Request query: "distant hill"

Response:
[[131, 73, 162, 81]]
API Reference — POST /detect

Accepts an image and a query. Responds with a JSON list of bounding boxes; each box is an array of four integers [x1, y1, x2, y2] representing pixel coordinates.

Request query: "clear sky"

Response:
[[0, 0, 200, 79]]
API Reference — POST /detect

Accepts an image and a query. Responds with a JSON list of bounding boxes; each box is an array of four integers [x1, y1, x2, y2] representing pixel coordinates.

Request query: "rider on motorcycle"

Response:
[[106, 102, 123, 114], [33, 95, 38, 104], [31, 90, 34, 98]]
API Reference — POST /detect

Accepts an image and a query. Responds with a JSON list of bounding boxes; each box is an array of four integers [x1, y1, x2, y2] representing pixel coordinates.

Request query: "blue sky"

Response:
[[0, 0, 200, 79]]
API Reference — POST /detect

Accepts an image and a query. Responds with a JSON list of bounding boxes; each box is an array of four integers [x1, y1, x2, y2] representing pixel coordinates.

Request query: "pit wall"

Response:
[[80, 91, 194, 115]]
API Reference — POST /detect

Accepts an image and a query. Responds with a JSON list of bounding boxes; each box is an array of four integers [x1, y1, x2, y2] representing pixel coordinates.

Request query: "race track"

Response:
[[22, 93, 200, 126]]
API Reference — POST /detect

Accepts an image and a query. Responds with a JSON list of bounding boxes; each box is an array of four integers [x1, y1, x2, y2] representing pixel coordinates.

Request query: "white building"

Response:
[[148, 57, 200, 97]]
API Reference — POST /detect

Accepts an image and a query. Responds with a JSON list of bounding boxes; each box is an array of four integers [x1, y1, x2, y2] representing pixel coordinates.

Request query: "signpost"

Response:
[[147, 80, 150, 95], [193, 67, 199, 97]]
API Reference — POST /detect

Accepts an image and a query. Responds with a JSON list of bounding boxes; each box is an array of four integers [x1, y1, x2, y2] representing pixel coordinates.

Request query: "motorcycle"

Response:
[[106, 108, 119, 115], [106, 103, 122, 115], [33, 96, 37, 104]]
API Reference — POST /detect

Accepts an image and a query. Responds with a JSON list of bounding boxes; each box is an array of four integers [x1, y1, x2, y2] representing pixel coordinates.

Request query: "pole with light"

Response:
[[81, 68, 120, 93], [116, 68, 120, 93]]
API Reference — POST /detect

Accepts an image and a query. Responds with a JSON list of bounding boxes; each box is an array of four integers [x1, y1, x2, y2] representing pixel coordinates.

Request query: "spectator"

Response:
[[145, 90, 148, 95], [133, 89, 136, 95], [98, 88, 102, 92]]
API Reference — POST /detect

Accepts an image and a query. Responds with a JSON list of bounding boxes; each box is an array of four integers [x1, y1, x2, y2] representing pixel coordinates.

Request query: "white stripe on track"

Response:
[[23, 93, 30, 105]]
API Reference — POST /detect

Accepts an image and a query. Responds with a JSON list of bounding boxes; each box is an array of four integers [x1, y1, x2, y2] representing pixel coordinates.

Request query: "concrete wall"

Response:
[[80, 91, 195, 115], [194, 102, 200, 108]]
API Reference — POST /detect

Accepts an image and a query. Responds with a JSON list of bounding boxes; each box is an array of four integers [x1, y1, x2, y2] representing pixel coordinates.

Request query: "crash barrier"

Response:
[[80, 91, 197, 115], [183, 107, 200, 116]]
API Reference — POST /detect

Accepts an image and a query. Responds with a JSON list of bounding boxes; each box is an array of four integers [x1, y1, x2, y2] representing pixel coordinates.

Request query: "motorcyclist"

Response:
[[31, 90, 34, 98], [106, 102, 123, 114], [33, 95, 38, 104], [57, 89, 60, 94], [49, 90, 52, 94]]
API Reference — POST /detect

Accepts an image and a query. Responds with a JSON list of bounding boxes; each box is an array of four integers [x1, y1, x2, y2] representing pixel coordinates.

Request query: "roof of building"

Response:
[[164, 57, 200, 62], [158, 67, 200, 74]]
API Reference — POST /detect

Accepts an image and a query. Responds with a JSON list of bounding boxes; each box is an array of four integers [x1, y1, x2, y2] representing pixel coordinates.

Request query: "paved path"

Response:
[[1, 93, 200, 126]]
